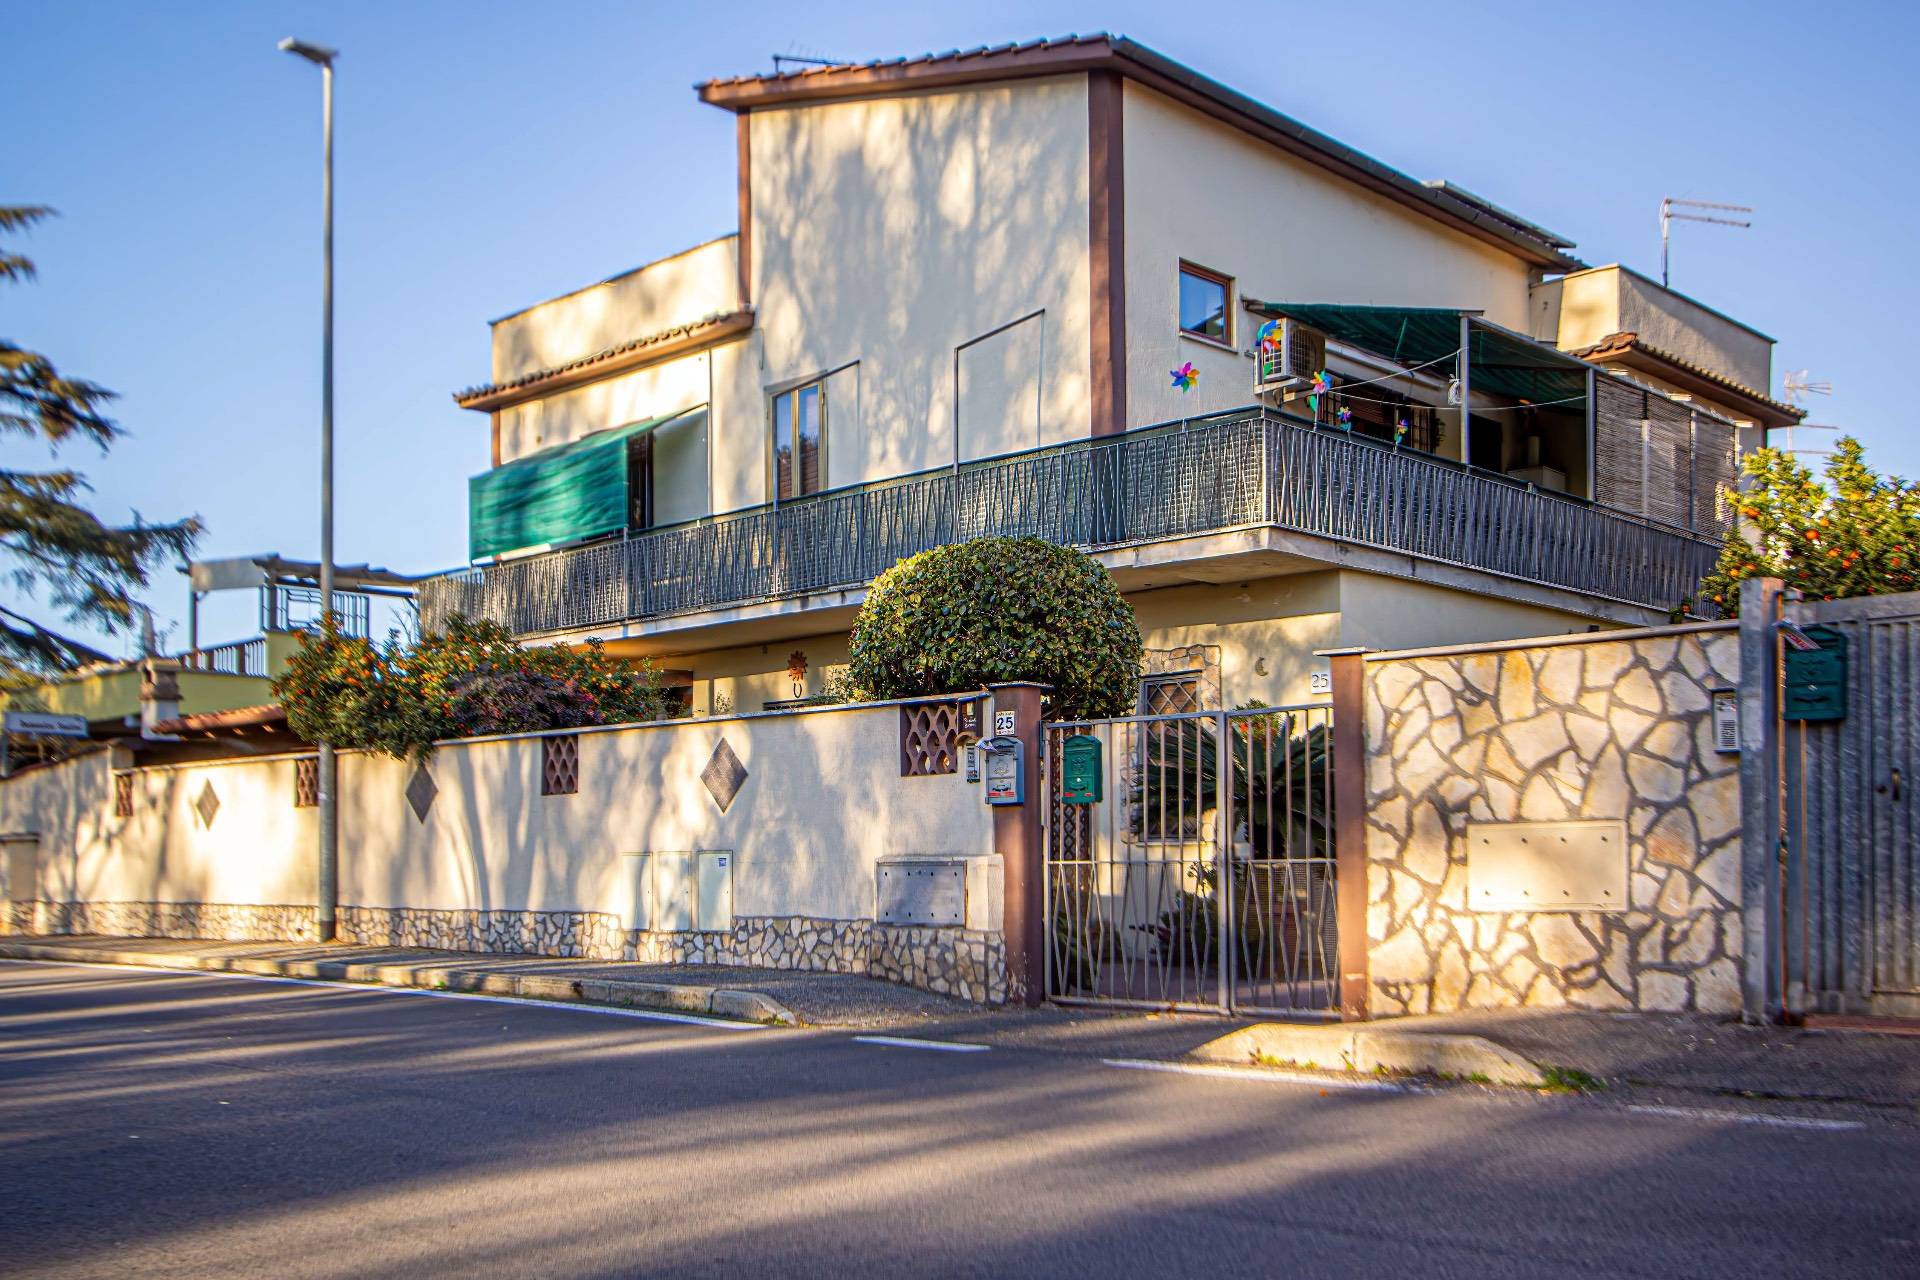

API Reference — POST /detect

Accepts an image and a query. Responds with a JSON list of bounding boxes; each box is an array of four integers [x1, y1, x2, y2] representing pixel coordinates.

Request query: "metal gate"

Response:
[[1042, 705, 1338, 1016], [1782, 593, 1920, 1018]]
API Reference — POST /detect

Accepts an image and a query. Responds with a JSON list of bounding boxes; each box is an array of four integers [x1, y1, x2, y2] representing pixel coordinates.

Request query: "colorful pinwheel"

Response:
[[1337, 405, 1353, 429], [1307, 369, 1332, 415], [1170, 361, 1199, 392], [1394, 418, 1409, 446], [1255, 318, 1283, 352]]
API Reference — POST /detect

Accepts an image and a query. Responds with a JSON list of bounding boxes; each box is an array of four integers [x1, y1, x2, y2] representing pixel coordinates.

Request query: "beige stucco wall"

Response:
[[0, 702, 991, 928], [1537, 266, 1773, 394], [750, 75, 1094, 485], [1132, 573, 1341, 706], [1122, 82, 1534, 430], [680, 633, 854, 717], [28, 667, 279, 723], [490, 235, 742, 384], [1334, 573, 1607, 654]]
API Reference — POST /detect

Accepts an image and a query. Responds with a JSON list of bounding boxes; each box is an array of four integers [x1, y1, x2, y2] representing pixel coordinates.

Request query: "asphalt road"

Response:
[[0, 961, 1913, 1279]]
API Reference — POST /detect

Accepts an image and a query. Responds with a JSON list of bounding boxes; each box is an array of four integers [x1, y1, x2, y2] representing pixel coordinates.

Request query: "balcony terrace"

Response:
[[417, 409, 1721, 642]]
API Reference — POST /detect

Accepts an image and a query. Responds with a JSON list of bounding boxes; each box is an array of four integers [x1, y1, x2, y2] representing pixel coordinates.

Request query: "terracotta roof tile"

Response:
[[454, 308, 753, 410], [1572, 331, 1803, 423]]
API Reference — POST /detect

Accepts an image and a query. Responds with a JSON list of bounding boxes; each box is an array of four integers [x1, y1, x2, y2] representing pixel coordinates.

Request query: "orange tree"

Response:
[[275, 615, 661, 759], [1698, 437, 1920, 616]]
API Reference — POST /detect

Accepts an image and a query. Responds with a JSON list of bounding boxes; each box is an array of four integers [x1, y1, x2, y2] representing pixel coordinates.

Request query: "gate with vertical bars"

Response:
[[1042, 705, 1338, 1016]]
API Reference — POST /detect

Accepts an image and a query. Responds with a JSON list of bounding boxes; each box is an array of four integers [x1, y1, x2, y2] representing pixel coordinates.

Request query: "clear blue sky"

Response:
[[7, 1, 1916, 654]]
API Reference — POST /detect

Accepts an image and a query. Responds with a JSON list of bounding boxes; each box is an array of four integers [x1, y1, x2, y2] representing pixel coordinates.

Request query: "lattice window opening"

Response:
[[899, 701, 967, 776], [542, 734, 581, 796], [294, 757, 319, 808], [114, 772, 134, 818]]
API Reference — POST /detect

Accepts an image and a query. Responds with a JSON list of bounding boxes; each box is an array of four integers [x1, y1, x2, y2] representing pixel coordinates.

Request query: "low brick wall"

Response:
[[1362, 626, 1743, 1016]]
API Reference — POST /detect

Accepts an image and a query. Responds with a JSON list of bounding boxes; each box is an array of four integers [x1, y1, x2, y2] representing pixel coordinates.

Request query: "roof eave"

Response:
[[698, 35, 1584, 272], [455, 310, 755, 413]]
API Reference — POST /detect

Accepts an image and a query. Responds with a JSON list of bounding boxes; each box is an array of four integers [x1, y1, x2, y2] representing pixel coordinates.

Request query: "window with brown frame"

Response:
[[1178, 262, 1232, 345], [771, 380, 826, 500], [114, 772, 134, 818]]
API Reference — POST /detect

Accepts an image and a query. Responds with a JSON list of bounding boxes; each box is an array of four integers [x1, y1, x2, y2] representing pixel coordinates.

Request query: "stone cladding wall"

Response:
[[1364, 628, 1744, 1016], [11, 902, 1008, 1005]]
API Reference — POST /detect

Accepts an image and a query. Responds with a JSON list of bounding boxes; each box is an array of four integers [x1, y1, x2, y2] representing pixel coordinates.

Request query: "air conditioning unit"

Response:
[[1253, 319, 1327, 394]]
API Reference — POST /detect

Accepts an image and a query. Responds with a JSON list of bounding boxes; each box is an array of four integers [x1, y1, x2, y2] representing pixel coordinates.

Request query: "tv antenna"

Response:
[[1660, 197, 1752, 287], [1773, 369, 1838, 459], [772, 52, 846, 74]]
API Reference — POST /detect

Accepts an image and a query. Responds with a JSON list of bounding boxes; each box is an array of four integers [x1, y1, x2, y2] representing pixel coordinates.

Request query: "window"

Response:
[[627, 433, 655, 531], [771, 380, 825, 499], [1139, 672, 1201, 716], [1178, 263, 1232, 344], [114, 772, 134, 817]]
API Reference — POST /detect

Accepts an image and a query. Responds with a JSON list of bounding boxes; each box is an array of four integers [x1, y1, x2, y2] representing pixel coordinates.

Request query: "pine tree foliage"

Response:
[[1, 205, 202, 682], [1698, 437, 1920, 616]]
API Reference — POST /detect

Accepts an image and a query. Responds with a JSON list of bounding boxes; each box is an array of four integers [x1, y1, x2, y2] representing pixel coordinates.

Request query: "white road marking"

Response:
[[1102, 1058, 1407, 1091], [1624, 1104, 1864, 1132], [3, 958, 768, 1031], [853, 1035, 991, 1053]]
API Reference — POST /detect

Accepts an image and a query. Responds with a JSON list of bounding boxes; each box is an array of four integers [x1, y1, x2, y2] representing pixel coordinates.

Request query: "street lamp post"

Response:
[[280, 35, 340, 943]]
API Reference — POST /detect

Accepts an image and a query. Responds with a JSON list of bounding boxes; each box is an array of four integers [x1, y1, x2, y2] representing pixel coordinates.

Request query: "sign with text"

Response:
[[3, 711, 88, 738]]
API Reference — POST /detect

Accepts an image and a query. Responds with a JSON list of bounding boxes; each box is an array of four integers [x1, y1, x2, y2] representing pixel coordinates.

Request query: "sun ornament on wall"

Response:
[[787, 650, 808, 699]]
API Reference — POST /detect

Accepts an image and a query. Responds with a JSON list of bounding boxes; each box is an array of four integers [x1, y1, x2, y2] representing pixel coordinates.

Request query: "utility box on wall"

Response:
[[875, 854, 1003, 931], [647, 850, 734, 933], [1466, 820, 1628, 913]]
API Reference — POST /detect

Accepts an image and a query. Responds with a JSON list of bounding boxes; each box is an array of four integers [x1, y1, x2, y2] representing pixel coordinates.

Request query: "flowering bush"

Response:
[[1697, 437, 1920, 616], [847, 536, 1142, 720], [275, 615, 662, 759]]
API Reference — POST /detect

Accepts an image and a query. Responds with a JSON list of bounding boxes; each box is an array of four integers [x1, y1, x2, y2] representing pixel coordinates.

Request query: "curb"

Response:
[[0, 941, 800, 1026], [1191, 1021, 1545, 1086]]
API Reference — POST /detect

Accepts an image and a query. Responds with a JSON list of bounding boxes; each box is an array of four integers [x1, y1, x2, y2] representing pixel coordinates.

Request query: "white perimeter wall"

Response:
[[0, 701, 992, 925]]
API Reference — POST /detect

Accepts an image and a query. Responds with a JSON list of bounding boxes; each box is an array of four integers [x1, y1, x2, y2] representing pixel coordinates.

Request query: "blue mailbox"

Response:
[[978, 735, 1024, 805]]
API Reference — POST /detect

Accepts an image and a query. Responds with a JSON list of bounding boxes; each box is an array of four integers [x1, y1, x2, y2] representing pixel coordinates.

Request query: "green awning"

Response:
[[468, 411, 684, 560], [1247, 302, 1591, 405]]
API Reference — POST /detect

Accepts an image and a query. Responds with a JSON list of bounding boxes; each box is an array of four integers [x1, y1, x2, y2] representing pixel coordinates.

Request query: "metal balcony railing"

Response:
[[177, 637, 271, 677], [418, 409, 1721, 638]]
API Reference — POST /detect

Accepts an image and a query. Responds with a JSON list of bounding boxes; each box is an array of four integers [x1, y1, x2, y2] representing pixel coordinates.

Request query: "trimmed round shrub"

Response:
[[848, 536, 1142, 720]]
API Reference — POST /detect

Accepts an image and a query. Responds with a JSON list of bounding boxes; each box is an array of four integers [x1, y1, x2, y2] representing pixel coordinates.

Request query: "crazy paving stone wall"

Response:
[[1364, 628, 1743, 1016]]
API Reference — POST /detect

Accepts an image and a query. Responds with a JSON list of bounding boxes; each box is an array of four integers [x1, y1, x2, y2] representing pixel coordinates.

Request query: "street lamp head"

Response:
[[278, 37, 337, 67]]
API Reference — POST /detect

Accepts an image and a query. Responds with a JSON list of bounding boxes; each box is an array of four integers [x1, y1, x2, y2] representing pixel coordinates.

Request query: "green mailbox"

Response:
[[1783, 625, 1848, 722], [1060, 734, 1103, 804]]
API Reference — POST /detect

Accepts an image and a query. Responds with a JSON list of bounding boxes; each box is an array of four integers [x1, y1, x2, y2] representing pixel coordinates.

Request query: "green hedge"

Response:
[[848, 536, 1142, 720]]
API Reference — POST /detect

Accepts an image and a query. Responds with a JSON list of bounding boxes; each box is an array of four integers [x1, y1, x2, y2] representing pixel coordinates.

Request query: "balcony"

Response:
[[417, 409, 1721, 640]]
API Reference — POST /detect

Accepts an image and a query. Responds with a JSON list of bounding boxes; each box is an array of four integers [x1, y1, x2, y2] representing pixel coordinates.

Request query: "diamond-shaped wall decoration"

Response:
[[406, 763, 437, 823], [194, 780, 220, 828], [701, 738, 748, 812]]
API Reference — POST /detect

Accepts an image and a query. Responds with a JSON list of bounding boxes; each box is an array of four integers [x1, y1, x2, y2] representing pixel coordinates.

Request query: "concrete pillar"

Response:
[[989, 683, 1048, 1007], [138, 661, 182, 740], [1736, 577, 1785, 1023]]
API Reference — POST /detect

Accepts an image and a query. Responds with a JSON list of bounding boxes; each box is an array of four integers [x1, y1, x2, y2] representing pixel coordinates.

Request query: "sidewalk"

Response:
[[4, 935, 1915, 1109], [0, 934, 951, 1027]]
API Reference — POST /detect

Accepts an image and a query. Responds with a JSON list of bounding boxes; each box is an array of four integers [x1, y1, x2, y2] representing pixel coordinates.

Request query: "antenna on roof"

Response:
[[772, 52, 846, 73], [1660, 197, 1752, 288], [1774, 370, 1838, 460]]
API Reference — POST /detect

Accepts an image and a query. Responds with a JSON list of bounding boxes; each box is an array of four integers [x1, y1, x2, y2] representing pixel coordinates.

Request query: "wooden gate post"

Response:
[[989, 683, 1049, 1007], [1327, 649, 1372, 1021]]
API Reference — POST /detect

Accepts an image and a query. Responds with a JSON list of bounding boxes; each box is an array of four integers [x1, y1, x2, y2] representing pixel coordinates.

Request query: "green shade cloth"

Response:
[[468, 412, 682, 560], [1249, 303, 1590, 405]]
